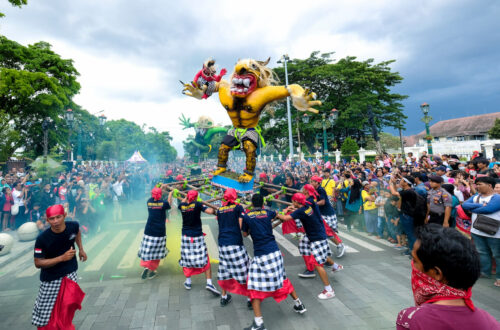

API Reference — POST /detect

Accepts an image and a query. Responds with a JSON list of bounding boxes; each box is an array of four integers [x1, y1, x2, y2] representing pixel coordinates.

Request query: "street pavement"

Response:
[[0, 202, 499, 330]]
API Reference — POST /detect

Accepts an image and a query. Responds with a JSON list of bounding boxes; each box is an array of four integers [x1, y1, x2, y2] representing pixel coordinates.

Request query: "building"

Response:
[[404, 112, 500, 159]]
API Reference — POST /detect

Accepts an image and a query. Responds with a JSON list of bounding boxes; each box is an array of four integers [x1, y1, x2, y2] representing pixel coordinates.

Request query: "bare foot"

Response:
[[494, 280, 500, 287]]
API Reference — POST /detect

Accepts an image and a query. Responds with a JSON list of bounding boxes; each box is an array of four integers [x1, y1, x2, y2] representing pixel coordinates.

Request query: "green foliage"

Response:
[[33, 162, 65, 181], [341, 137, 359, 156], [488, 118, 500, 139], [260, 52, 407, 153], [0, 35, 177, 163], [0, 36, 80, 160]]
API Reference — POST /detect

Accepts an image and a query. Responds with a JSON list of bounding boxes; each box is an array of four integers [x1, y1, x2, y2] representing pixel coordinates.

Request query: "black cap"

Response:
[[429, 175, 444, 183]]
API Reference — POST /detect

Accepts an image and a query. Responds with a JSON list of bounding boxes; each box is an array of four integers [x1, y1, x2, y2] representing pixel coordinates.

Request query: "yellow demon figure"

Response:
[[182, 57, 321, 182]]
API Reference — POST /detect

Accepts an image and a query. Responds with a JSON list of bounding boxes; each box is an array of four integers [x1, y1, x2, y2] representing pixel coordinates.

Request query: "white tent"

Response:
[[126, 150, 147, 163]]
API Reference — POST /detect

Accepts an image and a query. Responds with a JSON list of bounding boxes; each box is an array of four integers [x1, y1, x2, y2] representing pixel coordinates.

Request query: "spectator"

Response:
[[343, 179, 363, 231], [396, 224, 500, 329], [361, 181, 377, 235], [462, 176, 500, 287], [1, 187, 13, 231]]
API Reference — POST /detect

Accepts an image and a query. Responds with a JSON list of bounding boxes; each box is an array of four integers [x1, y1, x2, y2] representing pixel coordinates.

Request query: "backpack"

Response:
[[412, 191, 427, 226]]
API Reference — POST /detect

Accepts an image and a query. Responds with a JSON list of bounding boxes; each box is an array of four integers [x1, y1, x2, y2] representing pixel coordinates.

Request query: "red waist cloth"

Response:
[[303, 255, 324, 271], [140, 259, 160, 271], [248, 278, 294, 303], [182, 255, 211, 277], [38, 277, 85, 330], [281, 219, 305, 234], [218, 279, 249, 296]]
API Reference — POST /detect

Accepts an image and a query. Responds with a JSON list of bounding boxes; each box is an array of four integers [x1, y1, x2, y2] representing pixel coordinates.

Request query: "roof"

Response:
[[127, 150, 147, 163], [404, 112, 500, 146]]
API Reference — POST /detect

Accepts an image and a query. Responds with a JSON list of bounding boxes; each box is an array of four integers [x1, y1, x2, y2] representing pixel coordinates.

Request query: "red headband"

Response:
[[303, 184, 319, 198], [222, 188, 237, 206], [259, 172, 267, 178], [311, 175, 323, 183], [46, 204, 65, 218], [166, 170, 173, 176], [187, 190, 198, 203], [151, 187, 162, 201], [292, 193, 307, 206], [175, 174, 184, 181]]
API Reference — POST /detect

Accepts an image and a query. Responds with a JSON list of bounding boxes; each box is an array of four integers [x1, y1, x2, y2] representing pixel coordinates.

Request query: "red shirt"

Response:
[[397, 304, 499, 330]]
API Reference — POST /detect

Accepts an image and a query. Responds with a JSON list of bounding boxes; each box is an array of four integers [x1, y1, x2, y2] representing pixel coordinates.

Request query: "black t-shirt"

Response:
[[284, 183, 298, 203], [145, 197, 171, 237], [216, 204, 244, 246], [178, 201, 207, 237], [291, 202, 326, 242], [400, 189, 417, 216], [241, 208, 279, 256], [34, 221, 79, 282], [317, 186, 335, 216], [384, 203, 400, 220]]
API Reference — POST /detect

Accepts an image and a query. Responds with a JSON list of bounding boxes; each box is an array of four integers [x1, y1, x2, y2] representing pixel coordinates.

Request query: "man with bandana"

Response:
[[32, 204, 86, 329], [396, 225, 499, 329]]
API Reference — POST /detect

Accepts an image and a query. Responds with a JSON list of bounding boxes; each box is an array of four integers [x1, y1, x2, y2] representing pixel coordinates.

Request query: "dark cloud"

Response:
[[1, 0, 499, 138]]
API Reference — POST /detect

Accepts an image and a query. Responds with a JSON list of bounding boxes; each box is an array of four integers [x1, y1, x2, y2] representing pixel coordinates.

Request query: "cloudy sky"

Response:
[[1, 0, 499, 156]]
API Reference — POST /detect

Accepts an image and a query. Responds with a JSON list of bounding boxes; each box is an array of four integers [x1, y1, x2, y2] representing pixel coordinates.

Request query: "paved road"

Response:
[[0, 203, 499, 330]]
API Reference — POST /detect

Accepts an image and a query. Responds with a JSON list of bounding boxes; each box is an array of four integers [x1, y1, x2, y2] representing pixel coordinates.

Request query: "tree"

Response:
[[341, 137, 359, 157], [0, 36, 80, 160], [260, 52, 407, 154], [488, 118, 500, 139]]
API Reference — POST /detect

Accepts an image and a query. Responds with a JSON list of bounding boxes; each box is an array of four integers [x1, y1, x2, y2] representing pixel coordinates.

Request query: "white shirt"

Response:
[[112, 181, 124, 201], [471, 195, 500, 239], [12, 188, 24, 206]]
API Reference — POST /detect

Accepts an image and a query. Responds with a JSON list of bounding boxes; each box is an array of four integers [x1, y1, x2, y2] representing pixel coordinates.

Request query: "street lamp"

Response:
[[309, 109, 338, 161], [277, 54, 294, 160], [420, 102, 433, 155], [99, 114, 107, 126], [65, 109, 74, 161], [41, 118, 51, 164]]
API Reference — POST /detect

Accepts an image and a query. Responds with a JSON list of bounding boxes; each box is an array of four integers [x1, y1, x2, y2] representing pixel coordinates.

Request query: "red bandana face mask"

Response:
[[411, 260, 475, 310]]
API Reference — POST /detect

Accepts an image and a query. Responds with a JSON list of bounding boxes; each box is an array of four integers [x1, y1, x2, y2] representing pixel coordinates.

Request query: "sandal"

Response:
[[494, 280, 500, 287]]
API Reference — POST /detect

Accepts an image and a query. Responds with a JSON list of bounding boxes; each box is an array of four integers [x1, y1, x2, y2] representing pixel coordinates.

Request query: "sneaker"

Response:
[[318, 289, 335, 300], [147, 270, 157, 279], [184, 281, 192, 290], [247, 300, 253, 310], [293, 303, 307, 314], [298, 269, 316, 278], [220, 294, 232, 307], [244, 320, 266, 330], [206, 283, 221, 296], [332, 264, 344, 273], [141, 268, 149, 280], [336, 244, 346, 258]]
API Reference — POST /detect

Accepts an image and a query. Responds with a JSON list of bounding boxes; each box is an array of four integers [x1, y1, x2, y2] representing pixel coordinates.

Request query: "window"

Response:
[[456, 136, 465, 141], [473, 135, 485, 141]]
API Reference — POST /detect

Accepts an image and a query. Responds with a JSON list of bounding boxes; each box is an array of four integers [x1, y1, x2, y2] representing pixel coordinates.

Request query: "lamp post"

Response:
[[307, 109, 338, 162], [277, 54, 294, 160], [41, 118, 51, 164], [420, 102, 433, 155], [65, 109, 74, 161]]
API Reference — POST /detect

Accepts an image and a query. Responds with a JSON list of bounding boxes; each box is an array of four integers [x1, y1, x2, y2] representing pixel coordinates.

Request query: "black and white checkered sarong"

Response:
[[32, 271, 78, 327], [323, 214, 338, 231], [247, 250, 286, 292], [138, 234, 167, 261], [179, 235, 208, 268], [217, 245, 250, 284], [298, 236, 331, 265], [227, 128, 259, 146]]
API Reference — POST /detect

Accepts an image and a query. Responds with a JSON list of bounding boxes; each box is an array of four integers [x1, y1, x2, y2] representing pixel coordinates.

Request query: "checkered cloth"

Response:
[[247, 250, 286, 292], [32, 271, 78, 327], [298, 236, 331, 265], [227, 128, 259, 146], [323, 214, 338, 231], [179, 235, 208, 268], [217, 245, 250, 284], [138, 234, 167, 261]]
